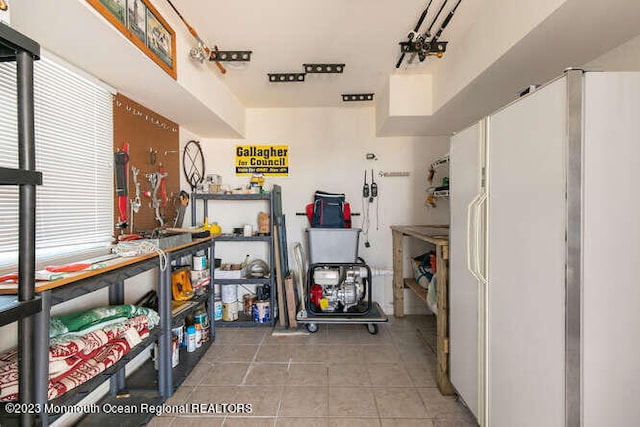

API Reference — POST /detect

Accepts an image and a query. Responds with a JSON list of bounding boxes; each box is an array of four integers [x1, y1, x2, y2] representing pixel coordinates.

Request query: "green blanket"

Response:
[[50, 305, 159, 338]]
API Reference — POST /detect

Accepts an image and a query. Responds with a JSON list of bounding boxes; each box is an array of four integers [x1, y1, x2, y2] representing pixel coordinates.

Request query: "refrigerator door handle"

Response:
[[474, 193, 488, 285], [467, 194, 483, 283]]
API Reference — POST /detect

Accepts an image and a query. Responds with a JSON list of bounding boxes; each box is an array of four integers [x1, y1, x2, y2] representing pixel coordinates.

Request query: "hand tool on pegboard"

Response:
[[173, 190, 190, 228], [147, 167, 168, 227], [130, 166, 142, 232], [114, 143, 130, 231]]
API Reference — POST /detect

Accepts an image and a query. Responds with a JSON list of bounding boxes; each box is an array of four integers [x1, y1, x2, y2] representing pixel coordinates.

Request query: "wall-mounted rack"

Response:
[[379, 171, 410, 177], [342, 93, 374, 102], [210, 50, 252, 62], [268, 73, 306, 83], [400, 40, 447, 55], [303, 63, 345, 73]]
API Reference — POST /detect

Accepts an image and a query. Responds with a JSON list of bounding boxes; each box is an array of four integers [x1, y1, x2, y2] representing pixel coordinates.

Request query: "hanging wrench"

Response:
[[131, 166, 142, 213], [130, 166, 142, 232], [147, 170, 168, 227], [159, 164, 168, 207]]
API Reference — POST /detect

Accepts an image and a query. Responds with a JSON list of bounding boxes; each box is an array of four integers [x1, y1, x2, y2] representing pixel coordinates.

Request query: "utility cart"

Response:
[[295, 226, 387, 334]]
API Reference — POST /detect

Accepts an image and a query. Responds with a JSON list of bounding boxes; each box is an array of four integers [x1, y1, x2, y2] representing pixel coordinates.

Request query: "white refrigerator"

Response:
[[449, 71, 640, 427]]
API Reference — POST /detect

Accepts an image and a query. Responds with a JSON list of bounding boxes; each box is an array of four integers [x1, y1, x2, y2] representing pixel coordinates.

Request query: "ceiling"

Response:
[[9, 0, 640, 138], [172, 0, 483, 108]]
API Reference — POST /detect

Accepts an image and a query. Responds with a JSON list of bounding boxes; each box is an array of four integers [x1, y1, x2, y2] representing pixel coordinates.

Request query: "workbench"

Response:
[[390, 225, 453, 395]]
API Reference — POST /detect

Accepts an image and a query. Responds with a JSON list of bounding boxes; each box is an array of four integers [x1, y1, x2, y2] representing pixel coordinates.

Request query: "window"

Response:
[[0, 55, 114, 267]]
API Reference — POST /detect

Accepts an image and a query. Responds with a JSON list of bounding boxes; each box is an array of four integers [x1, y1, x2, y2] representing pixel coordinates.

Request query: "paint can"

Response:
[[154, 338, 180, 369], [214, 298, 223, 321], [243, 294, 257, 317], [221, 284, 237, 303], [193, 255, 207, 271], [253, 301, 270, 323], [194, 309, 209, 342], [222, 301, 238, 321], [171, 335, 180, 367]]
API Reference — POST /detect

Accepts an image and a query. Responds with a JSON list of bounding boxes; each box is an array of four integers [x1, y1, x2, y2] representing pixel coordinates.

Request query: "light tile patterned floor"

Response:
[[148, 315, 478, 426]]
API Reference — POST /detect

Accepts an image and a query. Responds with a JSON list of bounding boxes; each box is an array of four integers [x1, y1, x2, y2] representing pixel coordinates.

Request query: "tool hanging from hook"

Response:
[[362, 169, 380, 248], [371, 169, 379, 232], [114, 143, 130, 232]]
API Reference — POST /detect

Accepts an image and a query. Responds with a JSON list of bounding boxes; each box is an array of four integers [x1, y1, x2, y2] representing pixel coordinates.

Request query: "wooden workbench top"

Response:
[[390, 225, 449, 246], [0, 237, 213, 295]]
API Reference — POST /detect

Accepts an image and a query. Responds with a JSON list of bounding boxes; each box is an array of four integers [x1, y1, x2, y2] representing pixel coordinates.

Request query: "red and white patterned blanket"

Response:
[[0, 315, 152, 401]]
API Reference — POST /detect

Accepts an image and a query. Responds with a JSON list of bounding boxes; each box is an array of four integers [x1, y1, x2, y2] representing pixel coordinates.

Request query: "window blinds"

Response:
[[0, 56, 113, 266]]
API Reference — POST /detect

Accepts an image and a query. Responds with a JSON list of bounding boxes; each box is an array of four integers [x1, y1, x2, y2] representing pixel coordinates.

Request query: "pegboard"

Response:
[[113, 94, 181, 235]]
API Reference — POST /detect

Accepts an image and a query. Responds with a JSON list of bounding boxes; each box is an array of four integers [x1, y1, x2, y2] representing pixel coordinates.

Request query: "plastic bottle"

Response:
[[195, 323, 202, 348], [186, 325, 196, 353]]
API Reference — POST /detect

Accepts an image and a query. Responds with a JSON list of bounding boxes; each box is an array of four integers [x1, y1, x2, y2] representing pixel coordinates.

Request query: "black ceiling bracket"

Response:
[[303, 64, 346, 74], [400, 41, 448, 54], [209, 50, 253, 62], [268, 73, 306, 83], [342, 93, 374, 102]]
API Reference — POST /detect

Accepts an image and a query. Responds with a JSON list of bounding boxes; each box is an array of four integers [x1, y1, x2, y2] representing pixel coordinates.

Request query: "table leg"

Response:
[[436, 244, 454, 395], [392, 230, 404, 317]]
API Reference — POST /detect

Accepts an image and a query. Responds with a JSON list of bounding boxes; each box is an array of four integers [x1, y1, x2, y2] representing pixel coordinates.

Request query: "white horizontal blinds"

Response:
[[0, 62, 20, 257], [33, 58, 113, 250], [0, 57, 113, 266]]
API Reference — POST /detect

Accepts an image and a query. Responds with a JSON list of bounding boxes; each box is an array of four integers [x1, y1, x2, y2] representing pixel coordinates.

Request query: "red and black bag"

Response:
[[306, 191, 351, 228]]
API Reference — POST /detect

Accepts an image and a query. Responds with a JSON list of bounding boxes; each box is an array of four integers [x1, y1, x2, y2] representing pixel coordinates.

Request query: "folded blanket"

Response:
[[0, 305, 159, 402], [49, 304, 159, 338], [49, 315, 152, 362]]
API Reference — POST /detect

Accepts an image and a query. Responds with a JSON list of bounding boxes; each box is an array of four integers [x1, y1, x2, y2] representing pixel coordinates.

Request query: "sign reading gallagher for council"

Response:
[[235, 145, 289, 176]]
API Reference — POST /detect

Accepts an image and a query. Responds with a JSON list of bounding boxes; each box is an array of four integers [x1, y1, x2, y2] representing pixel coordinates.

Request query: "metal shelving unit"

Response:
[[191, 186, 283, 328], [0, 238, 216, 426], [0, 23, 42, 427]]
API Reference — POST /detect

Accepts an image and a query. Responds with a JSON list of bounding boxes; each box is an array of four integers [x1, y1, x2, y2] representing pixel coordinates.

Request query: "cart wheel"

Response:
[[306, 323, 319, 333], [366, 323, 378, 335]]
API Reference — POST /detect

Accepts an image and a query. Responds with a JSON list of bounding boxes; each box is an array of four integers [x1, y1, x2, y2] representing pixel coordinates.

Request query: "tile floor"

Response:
[[148, 315, 477, 426]]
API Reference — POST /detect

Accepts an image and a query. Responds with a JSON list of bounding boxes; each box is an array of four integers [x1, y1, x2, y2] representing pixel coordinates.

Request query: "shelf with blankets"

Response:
[[0, 305, 159, 403]]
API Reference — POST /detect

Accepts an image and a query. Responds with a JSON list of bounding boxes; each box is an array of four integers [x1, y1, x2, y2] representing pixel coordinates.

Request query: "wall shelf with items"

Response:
[[191, 186, 283, 328], [426, 155, 450, 207]]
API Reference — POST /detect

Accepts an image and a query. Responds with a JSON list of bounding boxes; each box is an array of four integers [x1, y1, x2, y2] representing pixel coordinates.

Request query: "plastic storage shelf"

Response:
[[191, 186, 284, 328], [0, 23, 42, 427]]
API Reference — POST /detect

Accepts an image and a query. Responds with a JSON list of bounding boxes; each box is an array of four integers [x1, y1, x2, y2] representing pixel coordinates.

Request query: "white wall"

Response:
[[586, 34, 640, 72], [181, 107, 450, 315]]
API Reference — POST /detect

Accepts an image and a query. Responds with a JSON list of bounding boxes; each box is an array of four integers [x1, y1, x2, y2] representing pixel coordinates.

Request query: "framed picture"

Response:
[[127, 0, 146, 43], [146, 10, 172, 68], [87, 0, 176, 79], [97, 0, 126, 25]]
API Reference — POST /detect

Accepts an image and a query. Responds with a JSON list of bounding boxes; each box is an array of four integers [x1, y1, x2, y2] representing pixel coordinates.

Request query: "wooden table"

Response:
[[390, 225, 453, 395]]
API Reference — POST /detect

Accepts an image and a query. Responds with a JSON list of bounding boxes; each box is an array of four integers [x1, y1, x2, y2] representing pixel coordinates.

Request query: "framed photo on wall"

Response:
[[87, 0, 177, 79], [146, 10, 172, 68], [97, 0, 126, 25], [127, 0, 146, 43]]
